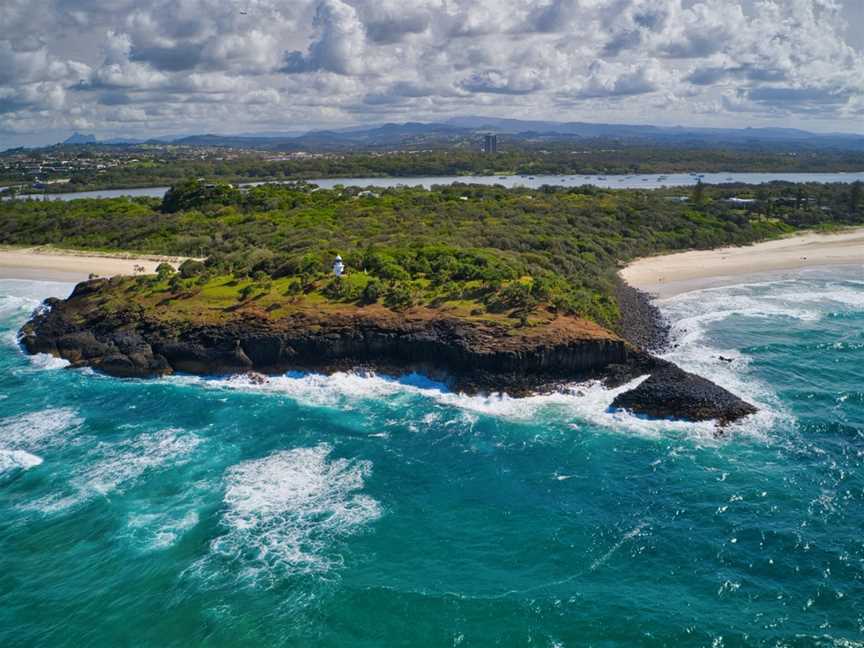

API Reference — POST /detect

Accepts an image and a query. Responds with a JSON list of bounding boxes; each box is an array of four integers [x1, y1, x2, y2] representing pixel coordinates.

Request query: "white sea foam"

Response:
[[124, 476, 212, 550], [30, 354, 71, 370], [649, 275, 864, 440], [661, 277, 864, 333], [208, 443, 380, 584], [0, 293, 39, 322], [79, 428, 201, 496], [0, 285, 72, 368], [0, 407, 83, 450], [0, 448, 43, 475], [0, 280, 72, 330], [127, 510, 201, 550], [27, 428, 201, 512], [175, 368, 771, 443]]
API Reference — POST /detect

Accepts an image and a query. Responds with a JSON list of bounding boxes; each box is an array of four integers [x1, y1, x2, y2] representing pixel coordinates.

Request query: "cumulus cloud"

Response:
[[282, 0, 367, 75], [1, 0, 863, 145]]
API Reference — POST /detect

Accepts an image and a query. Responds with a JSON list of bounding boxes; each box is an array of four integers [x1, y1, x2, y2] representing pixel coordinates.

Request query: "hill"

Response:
[[52, 118, 864, 152]]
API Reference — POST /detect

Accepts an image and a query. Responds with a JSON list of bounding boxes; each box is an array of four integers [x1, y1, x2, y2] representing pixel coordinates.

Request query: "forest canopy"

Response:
[[1, 180, 861, 326]]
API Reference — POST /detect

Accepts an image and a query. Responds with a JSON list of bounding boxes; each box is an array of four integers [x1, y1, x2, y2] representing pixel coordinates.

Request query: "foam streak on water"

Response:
[[24, 428, 202, 513]]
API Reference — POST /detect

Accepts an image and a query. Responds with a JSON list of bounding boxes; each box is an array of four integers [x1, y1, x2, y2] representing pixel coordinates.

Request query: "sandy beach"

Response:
[[621, 227, 864, 299], [0, 246, 188, 283]]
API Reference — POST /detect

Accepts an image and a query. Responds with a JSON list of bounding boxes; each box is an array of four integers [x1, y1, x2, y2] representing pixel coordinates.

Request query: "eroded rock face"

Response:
[[610, 365, 758, 425], [18, 279, 757, 425]]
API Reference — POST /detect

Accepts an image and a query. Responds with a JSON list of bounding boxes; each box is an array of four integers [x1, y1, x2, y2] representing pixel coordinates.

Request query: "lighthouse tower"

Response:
[[332, 254, 345, 277]]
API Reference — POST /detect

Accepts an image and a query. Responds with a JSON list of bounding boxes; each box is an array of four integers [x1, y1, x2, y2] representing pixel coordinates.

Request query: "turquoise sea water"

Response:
[[2, 269, 864, 647]]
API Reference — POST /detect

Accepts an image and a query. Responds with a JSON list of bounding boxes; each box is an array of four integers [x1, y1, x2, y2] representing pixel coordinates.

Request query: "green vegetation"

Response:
[[2, 180, 862, 329]]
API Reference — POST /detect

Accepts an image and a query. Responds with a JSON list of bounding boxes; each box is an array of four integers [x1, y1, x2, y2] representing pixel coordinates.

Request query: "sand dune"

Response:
[[621, 228, 864, 298], [0, 246, 187, 283]]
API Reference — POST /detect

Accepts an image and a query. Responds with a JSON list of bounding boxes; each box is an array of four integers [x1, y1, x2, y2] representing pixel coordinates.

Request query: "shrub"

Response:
[[383, 281, 414, 310], [239, 283, 255, 300], [360, 279, 381, 304], [284, 279, 303, 296], [168, 274, 183, 294], [493, 281, 537, 311], [322, 277, 345, 300], [178, 259, 205, 279], [155, 262, 175, 281]]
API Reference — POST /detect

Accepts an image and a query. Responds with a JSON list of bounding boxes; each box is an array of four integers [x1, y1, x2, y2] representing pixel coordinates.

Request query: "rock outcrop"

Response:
[[610, 364, 758, 425], [19, 278, 757, 425]]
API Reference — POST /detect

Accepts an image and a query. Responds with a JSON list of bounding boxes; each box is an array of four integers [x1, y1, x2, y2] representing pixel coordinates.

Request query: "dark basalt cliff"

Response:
[[19, 279, 757, 425]]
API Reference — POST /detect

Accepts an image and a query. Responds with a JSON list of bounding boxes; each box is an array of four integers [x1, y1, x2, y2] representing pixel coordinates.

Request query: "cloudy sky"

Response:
[[2, 0, 863, 147]]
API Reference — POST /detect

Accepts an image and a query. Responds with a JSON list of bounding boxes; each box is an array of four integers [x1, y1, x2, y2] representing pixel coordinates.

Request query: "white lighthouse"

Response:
[[332, 254, 345, 277]]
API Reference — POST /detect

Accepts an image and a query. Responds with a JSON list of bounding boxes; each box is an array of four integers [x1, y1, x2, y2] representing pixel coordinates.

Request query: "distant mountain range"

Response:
[[63, 132, 98, 145], [56, 117, 864, 152]]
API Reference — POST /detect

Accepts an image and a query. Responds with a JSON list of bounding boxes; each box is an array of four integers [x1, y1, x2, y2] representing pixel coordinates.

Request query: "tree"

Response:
[[850, 181, 863, 213], [161, 179, 241, 213], [692, 179, 706, 207], [155, 262, 175, 281], [178, 259, 205, 279], [795, 185, 805, 209]]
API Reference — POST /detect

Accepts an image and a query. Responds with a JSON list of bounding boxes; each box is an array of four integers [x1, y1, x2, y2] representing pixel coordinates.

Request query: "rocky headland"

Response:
[[19, 276, 757, 426]]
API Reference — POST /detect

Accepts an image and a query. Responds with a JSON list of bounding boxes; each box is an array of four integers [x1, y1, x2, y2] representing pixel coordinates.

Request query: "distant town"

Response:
[[3, 118, 864, 196]]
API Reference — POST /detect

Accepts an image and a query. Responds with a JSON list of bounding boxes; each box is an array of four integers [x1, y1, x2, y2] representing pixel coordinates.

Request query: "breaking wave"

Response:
[[207, 443, 380, 585], [174, 367, 771, 444], [658, 277, 864, 397]]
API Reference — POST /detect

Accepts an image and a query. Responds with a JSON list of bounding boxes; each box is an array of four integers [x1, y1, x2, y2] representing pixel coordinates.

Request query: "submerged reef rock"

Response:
[[20, 278, 756, 425]]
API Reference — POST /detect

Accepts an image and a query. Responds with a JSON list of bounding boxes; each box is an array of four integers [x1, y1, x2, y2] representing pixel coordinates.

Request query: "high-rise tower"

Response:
[[483, 133, 498, 154]]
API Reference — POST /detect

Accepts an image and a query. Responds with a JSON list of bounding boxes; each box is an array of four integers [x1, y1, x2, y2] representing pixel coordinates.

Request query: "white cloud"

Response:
[[282, 0, 368, 75], [1, 0, 863, 145]]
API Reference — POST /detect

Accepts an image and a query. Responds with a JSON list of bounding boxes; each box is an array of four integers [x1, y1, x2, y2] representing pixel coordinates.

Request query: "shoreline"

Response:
[[0, 246, 188, 283], [620, 228, 864, 299]]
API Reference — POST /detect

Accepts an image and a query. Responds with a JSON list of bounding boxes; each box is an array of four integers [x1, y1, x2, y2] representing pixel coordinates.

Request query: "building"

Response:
[[483, 134, 498, 154], [333, 255, 345, 276]]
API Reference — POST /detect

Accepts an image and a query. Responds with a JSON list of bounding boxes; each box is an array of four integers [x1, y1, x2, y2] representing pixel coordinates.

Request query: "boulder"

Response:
[[611, 365, 757, 425]]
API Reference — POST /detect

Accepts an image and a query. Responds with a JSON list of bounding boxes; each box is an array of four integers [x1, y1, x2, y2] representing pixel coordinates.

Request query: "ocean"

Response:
[[1, 269, 864, 646]]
